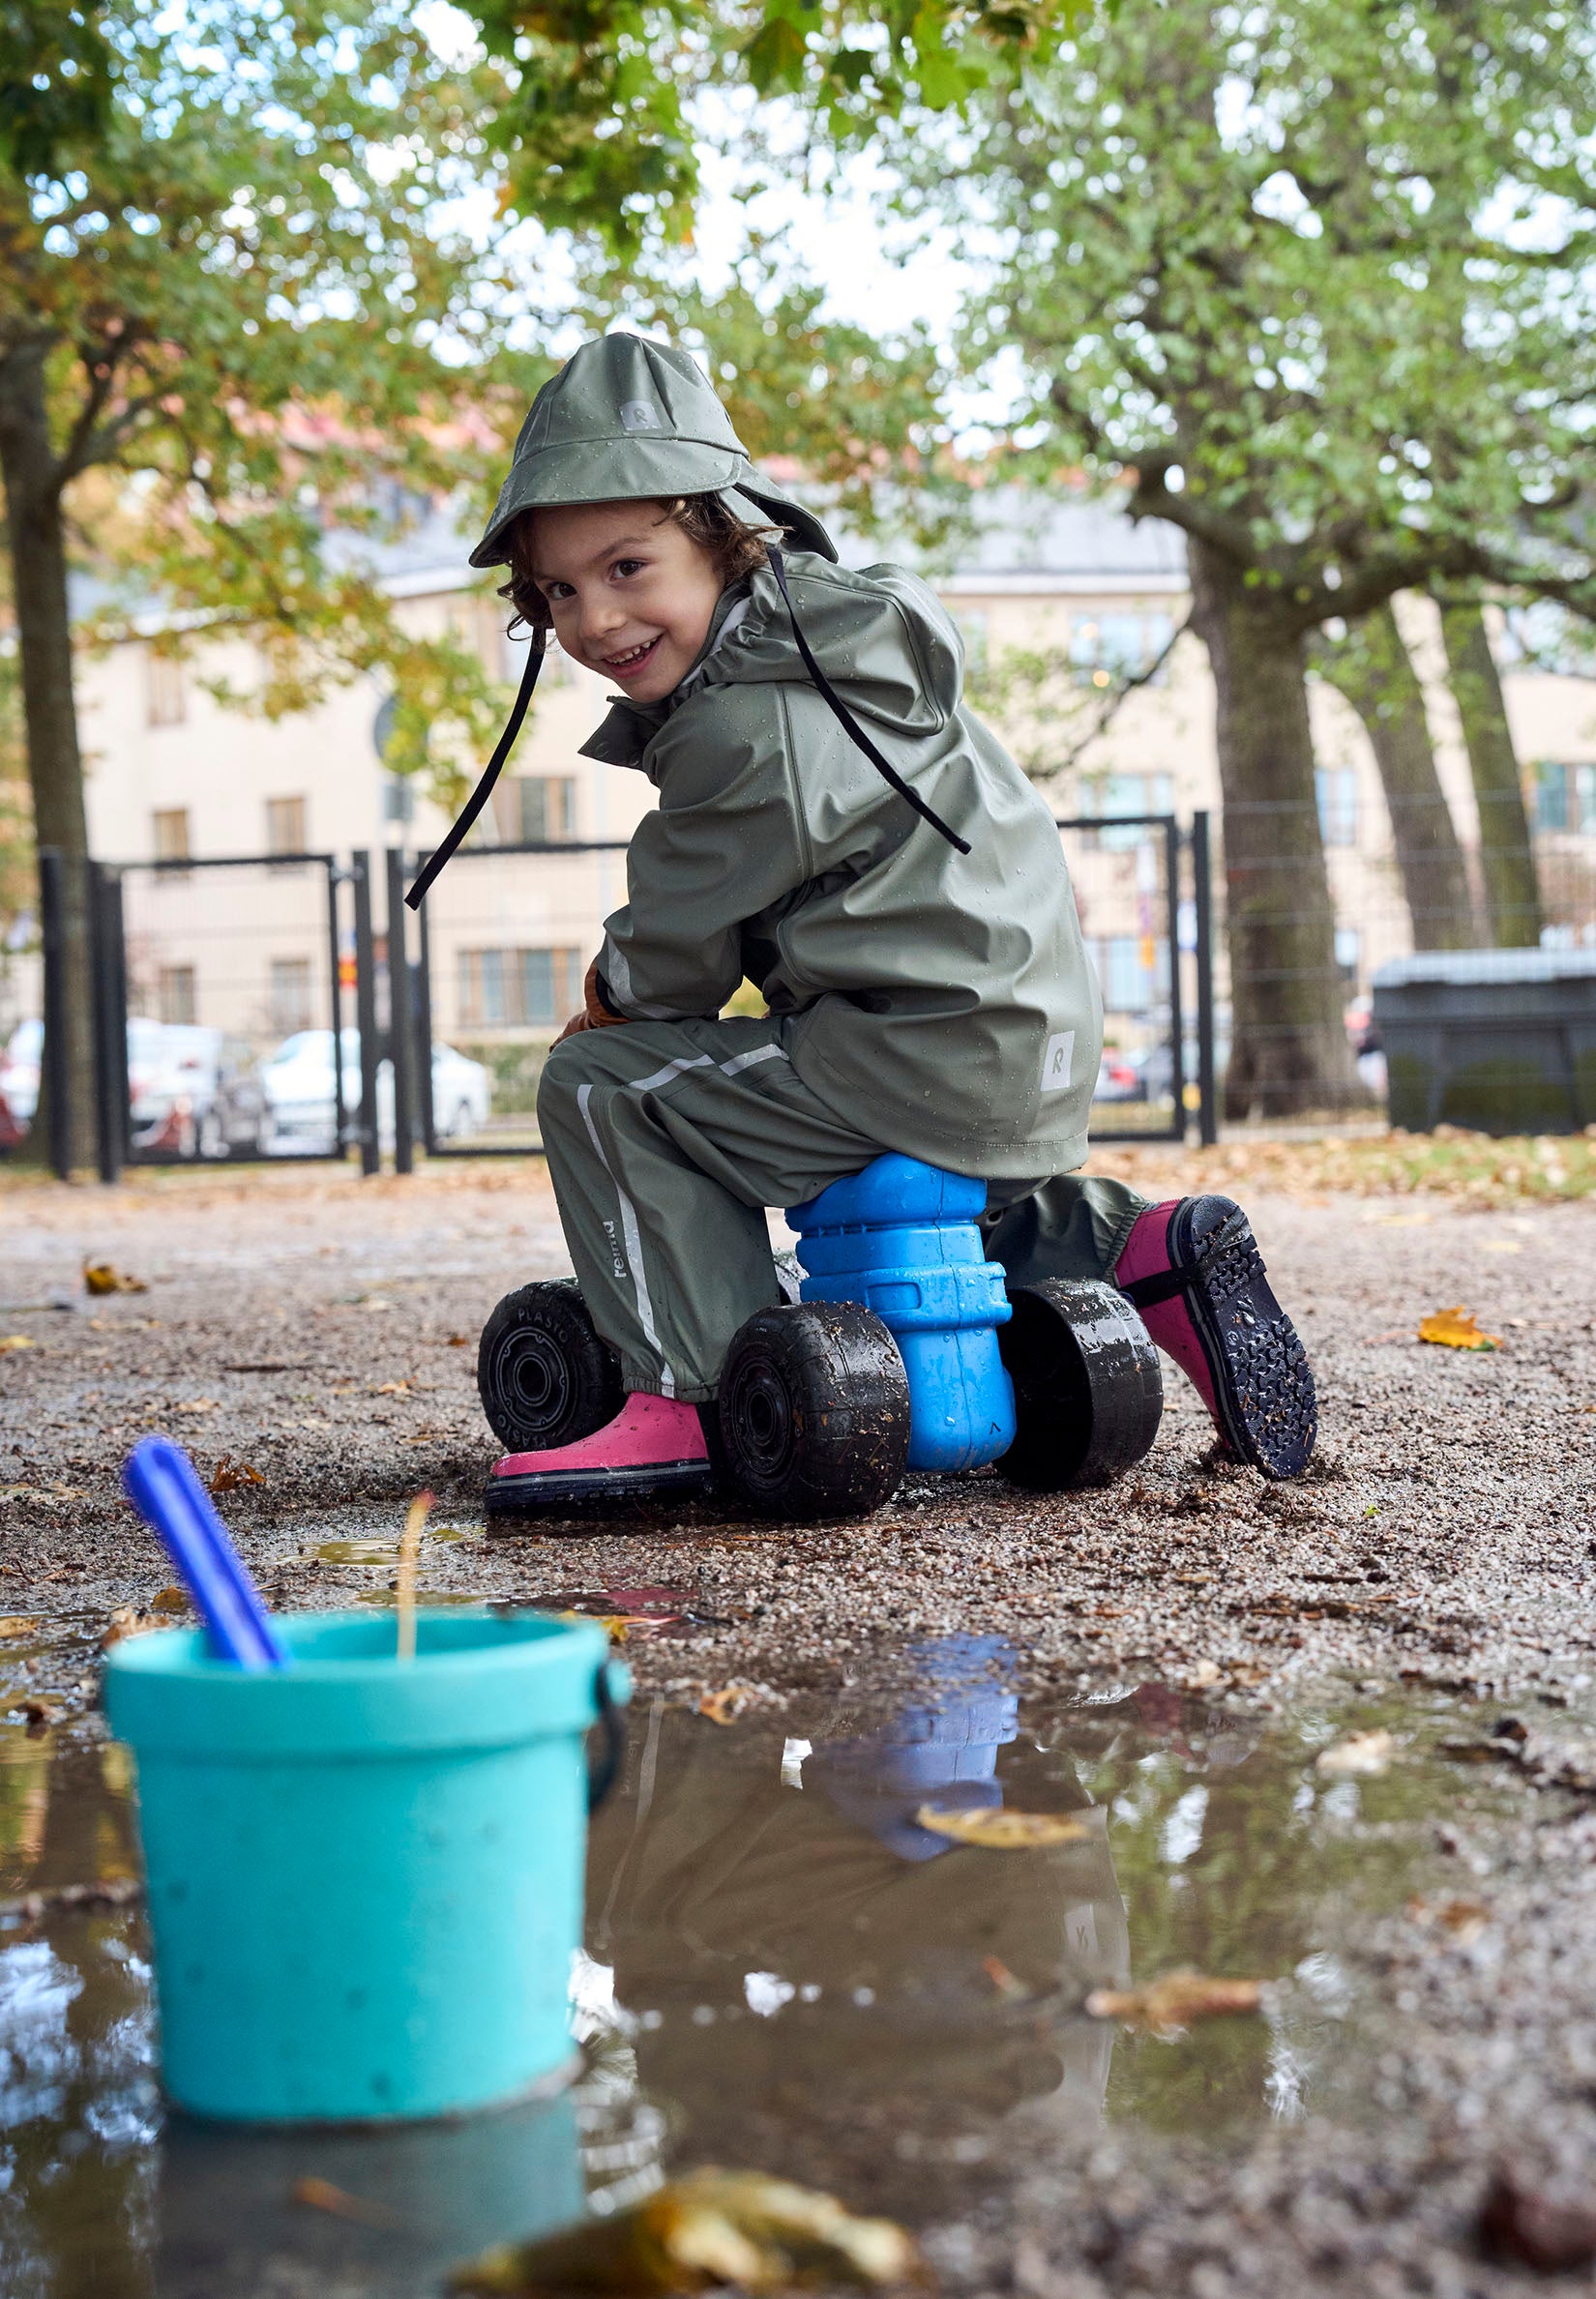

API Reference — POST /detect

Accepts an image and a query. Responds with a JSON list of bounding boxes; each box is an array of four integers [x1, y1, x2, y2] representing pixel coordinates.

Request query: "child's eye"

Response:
[[611, 558, 645, 578], [543, 580, 575, 602]]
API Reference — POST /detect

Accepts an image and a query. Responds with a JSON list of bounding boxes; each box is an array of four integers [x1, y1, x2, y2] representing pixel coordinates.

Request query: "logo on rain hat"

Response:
[[620, 399, 663, 433]]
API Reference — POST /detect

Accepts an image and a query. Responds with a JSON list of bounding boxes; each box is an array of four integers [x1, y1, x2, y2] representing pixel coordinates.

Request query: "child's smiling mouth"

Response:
[[602, 634, 665, 680]]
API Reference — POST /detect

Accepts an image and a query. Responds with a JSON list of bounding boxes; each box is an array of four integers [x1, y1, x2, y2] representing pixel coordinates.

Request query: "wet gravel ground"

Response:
[[4, 1149, 1596, 2293]]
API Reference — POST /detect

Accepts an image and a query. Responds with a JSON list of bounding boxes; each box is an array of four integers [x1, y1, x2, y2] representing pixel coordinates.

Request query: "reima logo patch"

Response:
[[1041, 1030, 1076, 1094], [620, 400, 662, 433]]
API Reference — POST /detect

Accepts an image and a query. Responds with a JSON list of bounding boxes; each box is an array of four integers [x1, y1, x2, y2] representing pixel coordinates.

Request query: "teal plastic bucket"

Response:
[[103, 1608, 626, 2126]]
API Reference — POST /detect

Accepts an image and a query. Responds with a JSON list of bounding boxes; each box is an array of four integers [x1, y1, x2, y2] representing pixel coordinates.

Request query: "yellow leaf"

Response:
[[1315, 1728, 1397, 1777], [151, 1586, 190, 1614], [447, 2167, 924, 2295], [1418, 1306, 1500, 1350], [83, 1260, 147, 1295], [914, 1805, 1093, 1849], [171, 1398, 220, 1415], [0, 1615, 40, 1639], [1085, 1970, 1264, 2033], [101, 1606, 162, 1648], [698, 1686, 751, 1725], [0, 1336, 37, 1353]]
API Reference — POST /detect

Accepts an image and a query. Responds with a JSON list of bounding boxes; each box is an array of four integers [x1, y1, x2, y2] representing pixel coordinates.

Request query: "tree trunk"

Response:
[[1437, 600, 1542, 948], [0, 339, 96, 1170], [1312, 601, 1477, 951], [1187, 535, 1358, 1119]]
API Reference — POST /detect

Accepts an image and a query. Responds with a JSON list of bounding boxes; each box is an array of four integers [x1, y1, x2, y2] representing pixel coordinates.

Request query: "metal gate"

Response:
[[392, 813, 1217, 1163], [89, 850, 359, 1176]]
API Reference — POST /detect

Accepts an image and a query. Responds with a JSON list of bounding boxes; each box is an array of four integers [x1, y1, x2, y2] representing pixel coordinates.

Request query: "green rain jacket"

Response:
[[582, 553, 1105, 1180]]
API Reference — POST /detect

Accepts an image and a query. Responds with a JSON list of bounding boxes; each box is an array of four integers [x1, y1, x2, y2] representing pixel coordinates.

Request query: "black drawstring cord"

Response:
[[408, 545, 969, 908], [766, 545, 971, 856], [404, 634, 545, 910]]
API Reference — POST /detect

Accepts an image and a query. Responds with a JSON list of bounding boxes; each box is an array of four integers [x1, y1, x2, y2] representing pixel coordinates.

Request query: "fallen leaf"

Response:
[[170, 1398, 220, 1417], [1085, 1971, 1264, 2034], [0, 1615, 39, 1639], [209, 1456, 265, 1494], [83, 1260, 147, 1296], [1407, 1896, 1489, 1945], [1418, 1307, 1500, 1351], [447, 2166, 924, 2295], [446, 1334, 470, 1347], [0, 1336, 37, 1354], [1315, 1728, 1397, 1778], [914, 1805, 1093, 1850], [1479, 2166, 1596, 2273], [375, 1380, 410, 1395], [699, 1686, 751, 1726], [17, 1695, 57, 1738], [151, 1586, 190, 1615], [1184, 1660, 1223, 1689], [101, 1606, 162, 1648], [290, 2176, 402, 2229]]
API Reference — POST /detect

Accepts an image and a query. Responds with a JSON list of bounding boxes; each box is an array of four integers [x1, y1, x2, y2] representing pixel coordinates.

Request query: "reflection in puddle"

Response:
[[0, 1649, 1516, 2295]]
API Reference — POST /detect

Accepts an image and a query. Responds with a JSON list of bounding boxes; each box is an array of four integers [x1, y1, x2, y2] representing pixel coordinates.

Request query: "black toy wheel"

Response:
[[477, 1280, 624, 1454], [997, 1279, 1163, 1490], [717, 1301, 911, 1520]]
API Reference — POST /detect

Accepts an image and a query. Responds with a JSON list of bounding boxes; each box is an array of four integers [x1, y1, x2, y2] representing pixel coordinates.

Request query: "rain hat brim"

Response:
[[469, 436, 747, 569], [471, 455, 838, 569]]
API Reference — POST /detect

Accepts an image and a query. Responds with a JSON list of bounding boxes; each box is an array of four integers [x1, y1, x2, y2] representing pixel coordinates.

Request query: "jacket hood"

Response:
[[471, 333, 838, 568]]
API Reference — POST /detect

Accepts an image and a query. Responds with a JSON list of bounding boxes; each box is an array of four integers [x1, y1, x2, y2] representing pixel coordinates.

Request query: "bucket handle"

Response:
[[587, 1661, 627, 1813]]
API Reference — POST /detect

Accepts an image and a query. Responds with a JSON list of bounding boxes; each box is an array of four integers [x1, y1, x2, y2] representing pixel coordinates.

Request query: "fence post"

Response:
[[327, 862, 350, 1160], [88, 863, 128, 1185], [1192, 811, 1219, 1147], [37, 848, 72, 1180], [384, 846, 414, 1176], [350, 850, 381, 1178], [412, 887, 438, 1155]]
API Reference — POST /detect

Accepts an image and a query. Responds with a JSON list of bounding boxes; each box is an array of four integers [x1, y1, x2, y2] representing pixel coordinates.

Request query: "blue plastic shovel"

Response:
[[122, 1434, 288, 1669]]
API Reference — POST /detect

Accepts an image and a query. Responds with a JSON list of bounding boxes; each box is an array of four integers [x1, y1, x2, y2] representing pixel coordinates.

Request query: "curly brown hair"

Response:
[[500, 494, 778, 642]]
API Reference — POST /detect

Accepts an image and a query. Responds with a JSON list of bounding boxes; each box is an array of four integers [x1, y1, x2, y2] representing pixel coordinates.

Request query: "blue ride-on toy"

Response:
[[477, 1154, 1163, 1521]]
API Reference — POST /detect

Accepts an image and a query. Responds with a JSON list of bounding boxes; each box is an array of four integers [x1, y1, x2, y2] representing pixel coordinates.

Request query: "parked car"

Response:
[[260, 1029, 490, 1155], [1093, 1051, 1142, 1103], [127, 1021, 268, 1160], [1, 1017, 41, 1127]]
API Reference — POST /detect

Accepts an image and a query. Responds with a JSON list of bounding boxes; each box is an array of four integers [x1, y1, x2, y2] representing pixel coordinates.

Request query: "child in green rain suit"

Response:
[[419, 333, 1315, 1488]]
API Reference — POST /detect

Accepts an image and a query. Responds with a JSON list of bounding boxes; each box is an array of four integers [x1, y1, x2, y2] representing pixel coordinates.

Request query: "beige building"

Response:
[[51, 496, 1596, 1125]]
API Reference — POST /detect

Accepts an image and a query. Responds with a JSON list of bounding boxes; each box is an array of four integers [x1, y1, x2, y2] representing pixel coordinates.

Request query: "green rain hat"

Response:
[[470, 333, 839, 569]]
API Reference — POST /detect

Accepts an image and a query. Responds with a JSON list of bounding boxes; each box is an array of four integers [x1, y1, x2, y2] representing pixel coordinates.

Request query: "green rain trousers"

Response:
[[538, 1015, 1147, 1402]]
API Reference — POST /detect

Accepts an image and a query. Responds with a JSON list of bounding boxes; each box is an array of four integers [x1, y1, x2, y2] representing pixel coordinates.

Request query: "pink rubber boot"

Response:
[[486, 1392, 713, 1518], [1113, 1196, 1316, 1480]]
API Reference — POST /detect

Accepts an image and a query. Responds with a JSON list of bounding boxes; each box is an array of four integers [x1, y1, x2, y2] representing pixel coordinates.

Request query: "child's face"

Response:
[[521, 499, 724, 703]]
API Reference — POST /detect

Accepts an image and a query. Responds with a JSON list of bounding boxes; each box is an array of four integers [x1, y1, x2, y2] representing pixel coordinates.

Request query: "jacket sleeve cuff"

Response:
[[592, 968, 623, 1018]]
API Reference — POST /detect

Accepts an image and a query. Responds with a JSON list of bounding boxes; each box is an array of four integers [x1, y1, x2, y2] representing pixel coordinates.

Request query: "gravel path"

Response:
[[1, 1151, 1591, 1711], [5, 1149, 1596, 2296]]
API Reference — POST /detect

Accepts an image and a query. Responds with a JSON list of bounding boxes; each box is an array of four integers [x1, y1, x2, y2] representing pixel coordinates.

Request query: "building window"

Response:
[[268, 958, 312, 1036], [1315, 766, 1358, 847], [152, 808, 191, 865], [158, 965, 195, 1025], [515, 777, 577, 843], [146, 651, 186, 728], [1070, 612, 1176, 688], [1533, 760, 1596, 836], [458, 946, 581, 1028], [1086, 934, 1167, 1013], [1092, 772, 1175, 850], [265, 795, 308, 857]]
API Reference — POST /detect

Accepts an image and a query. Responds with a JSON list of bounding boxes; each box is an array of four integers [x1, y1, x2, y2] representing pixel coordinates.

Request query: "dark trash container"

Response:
[[1373, 948, 1596, 1135]]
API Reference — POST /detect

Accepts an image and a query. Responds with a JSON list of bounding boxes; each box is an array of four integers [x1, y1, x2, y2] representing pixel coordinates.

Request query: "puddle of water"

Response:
[[523, 1587, 714, 1639], [0, 1643, 1521, 2298], [306, 1526, 469, 1567]]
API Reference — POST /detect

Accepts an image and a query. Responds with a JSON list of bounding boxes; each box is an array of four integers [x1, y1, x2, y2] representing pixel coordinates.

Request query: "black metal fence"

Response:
[[11, 817, 1219, 1178]]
